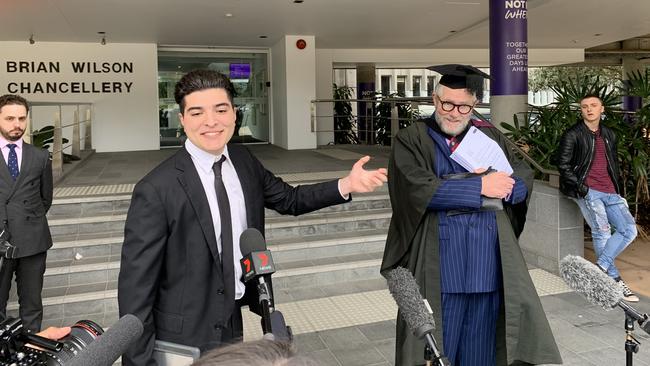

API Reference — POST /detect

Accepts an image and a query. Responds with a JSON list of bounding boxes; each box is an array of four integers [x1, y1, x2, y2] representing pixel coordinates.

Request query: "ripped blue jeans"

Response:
[[574, 188, 637, 279]]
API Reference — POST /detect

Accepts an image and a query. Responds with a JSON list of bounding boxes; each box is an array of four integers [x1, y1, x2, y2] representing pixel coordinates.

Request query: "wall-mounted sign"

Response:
[[4, 60, 135, 94]]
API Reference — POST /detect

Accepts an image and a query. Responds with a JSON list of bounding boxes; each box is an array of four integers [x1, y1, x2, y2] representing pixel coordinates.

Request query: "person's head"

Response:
[[427, 64, 489, 136], [191, 340, 317, 366], [579, 94, 604, 124], [174, 69, 237, 155], [0, 94, 29, 142]]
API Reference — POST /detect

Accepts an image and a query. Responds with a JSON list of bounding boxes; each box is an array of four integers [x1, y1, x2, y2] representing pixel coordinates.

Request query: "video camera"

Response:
[[0, 316, 104, 366]]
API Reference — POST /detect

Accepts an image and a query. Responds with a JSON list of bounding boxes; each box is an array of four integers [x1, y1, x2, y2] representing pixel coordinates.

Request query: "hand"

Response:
[[481, 171, 514, 199], [26, 326, 71, 350], [37, 326, 71, 340], [339, 156, 388, 196]]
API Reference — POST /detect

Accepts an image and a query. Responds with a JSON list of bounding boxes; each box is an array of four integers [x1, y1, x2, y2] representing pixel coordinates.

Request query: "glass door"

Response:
[[157, 49, 270, 147]]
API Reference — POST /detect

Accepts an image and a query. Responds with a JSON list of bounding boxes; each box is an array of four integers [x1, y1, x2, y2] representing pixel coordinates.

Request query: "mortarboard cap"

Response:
[[427, 64, 491, 99]]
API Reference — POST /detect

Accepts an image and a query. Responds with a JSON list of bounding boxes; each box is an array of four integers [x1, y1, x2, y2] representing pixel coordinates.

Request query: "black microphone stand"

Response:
[[423, 333, 450, 366], [624, 314, 640, 366], [257, 277, 274, 339]]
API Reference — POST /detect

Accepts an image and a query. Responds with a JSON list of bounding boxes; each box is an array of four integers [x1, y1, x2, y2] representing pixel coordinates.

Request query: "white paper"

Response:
[[450, 126, 513, 174]]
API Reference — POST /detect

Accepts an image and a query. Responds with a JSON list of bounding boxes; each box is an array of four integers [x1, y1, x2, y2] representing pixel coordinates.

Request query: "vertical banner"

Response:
[[356, 64, 376, 144], [490, 0, 528, 95]]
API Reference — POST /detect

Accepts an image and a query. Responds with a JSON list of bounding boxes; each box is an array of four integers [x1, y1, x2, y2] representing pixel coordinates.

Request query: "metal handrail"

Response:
[[28, 102, 93, 181], [312, 97, 560, 186]]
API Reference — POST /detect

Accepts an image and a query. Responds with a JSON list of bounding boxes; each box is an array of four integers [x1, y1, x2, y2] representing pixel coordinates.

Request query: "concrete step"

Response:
[[48, 228, 387, 266], [47, 207, 392, 243], [9, 252, 385, 329], [16, 230, 388, 303], [47, 194, 132, 219], [48, 191, 389, 221]]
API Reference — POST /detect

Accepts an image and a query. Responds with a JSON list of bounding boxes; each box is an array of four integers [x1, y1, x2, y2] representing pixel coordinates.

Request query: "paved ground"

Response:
[[55, 145, 650, 365]]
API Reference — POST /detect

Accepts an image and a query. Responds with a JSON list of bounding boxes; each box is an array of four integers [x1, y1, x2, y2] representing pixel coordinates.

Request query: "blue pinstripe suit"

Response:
[[426, 126, 527, 366]]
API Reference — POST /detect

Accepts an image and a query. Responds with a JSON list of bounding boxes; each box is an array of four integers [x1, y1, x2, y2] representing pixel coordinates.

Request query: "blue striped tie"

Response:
[[7, 144, 19, 181]]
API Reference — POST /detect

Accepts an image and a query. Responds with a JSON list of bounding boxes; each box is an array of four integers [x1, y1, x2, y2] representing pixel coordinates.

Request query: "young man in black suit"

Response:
[[0, 94, 53, 332], [118, 70, 388, 365]]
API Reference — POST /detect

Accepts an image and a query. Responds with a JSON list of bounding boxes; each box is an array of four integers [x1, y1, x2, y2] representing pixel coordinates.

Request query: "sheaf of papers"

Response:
[[450, 126, 513, 174]]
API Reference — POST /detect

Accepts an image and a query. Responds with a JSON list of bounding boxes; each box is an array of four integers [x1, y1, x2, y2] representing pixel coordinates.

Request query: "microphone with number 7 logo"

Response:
[[239, 228, 292, 342]]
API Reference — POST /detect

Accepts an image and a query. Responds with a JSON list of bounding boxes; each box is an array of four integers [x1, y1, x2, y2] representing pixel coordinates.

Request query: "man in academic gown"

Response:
[[381, 65, 561, 366]]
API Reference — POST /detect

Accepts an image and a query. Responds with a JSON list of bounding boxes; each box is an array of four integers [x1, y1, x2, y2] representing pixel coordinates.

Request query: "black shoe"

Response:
[[615, 278, 640, 303]]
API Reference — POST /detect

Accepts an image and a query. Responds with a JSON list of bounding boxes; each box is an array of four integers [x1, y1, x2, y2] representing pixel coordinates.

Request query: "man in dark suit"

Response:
[[118, 69, 388, 365], [0, 94, 53, 332]]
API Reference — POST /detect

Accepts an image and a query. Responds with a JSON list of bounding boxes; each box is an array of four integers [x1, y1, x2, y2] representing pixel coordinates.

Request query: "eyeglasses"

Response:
[[438, 99, 475, 114]]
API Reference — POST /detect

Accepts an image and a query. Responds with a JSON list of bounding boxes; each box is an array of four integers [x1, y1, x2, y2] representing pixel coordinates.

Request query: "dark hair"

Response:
[[174, 69, 236, 114], [0, 94, 29, 114], [191, 340, 317, 366], [579, 93, 603, 105]]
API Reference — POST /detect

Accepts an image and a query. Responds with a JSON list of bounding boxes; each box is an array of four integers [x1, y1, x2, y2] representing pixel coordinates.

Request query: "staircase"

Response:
[[7, 179, 393, 333]]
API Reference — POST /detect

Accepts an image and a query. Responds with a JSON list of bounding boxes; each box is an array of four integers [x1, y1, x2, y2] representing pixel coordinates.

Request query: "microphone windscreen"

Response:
[[66, 314, 144, 366], [240, 228, 266, 256], [269, 310, 292, 342], [385, 267, 435, 338], [559, 255, 623, 310]]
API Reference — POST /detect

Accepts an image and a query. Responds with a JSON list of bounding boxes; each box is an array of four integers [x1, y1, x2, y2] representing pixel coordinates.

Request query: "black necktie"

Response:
[[213, 156, 235, 317], [7, 144, 19, 180]]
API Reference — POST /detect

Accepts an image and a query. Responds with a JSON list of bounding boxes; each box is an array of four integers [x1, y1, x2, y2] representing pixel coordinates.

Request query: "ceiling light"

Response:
[[293, 0, 304, 3], [259, 35, 268, 39], [225, 13, 233, 18], [98, 31, 106, 45], [594, 33, 602, 37], [29, 34, 35, 45]]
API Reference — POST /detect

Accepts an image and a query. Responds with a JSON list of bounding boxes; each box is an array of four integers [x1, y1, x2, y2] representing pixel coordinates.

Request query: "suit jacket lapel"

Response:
[[175, 147, 221, 265], [0, 149, 13, 189], [0, 141, 33, 198]]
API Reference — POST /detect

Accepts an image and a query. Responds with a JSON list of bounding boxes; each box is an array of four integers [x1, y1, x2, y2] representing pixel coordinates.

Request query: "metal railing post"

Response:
[[84, 108, 92, 150], [72, 107, 80, 157], [52, 108, 63, 180], [390, 102, 399, 141]]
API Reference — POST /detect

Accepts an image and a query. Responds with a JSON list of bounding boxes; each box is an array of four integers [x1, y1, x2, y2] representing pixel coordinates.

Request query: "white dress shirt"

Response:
[[185, 140, 248, 299]]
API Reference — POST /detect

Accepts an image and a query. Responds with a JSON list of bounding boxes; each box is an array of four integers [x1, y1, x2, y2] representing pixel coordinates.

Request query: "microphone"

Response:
[[385, 267, 449, 366], [560, 255, 649, 335], [65, 314, 144, 366], [239, 228, 291, 342]]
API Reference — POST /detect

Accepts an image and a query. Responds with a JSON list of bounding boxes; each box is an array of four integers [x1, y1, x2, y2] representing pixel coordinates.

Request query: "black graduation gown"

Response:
[[381, 120, 562, 365]]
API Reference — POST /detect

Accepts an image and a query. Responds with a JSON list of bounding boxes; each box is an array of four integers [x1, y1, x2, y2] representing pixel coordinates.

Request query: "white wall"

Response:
[[0, 42, 159, 152], [271, 35, 317, 150], [271, 39, 288, 149]]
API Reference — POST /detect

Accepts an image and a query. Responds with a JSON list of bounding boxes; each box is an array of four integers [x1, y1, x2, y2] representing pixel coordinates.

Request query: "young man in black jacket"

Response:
[[557, 94, 638, 302]]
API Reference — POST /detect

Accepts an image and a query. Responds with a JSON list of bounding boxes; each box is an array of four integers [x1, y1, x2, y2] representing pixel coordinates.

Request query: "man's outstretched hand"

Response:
[[339, 156, 388, 196]]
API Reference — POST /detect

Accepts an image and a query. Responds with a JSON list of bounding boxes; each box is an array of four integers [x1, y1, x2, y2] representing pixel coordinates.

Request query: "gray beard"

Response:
[[434, 111, 469, 137]]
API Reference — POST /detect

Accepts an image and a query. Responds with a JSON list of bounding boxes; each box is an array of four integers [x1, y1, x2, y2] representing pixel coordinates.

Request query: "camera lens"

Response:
[[45, 319, 104, 365]]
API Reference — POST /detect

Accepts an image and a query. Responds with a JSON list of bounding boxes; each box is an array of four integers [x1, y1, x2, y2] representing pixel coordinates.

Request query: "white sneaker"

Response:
[[617, 279, 640, 302]]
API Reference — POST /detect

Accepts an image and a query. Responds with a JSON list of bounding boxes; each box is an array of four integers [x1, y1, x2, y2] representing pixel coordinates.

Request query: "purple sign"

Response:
[[230, 63, 251, 79], [490, 0, 528, 95]]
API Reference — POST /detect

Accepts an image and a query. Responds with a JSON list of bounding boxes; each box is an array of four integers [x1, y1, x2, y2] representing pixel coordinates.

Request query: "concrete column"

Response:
[[622, 57, 645, 115], [315, 49, 334, 146], [489, 0, 529, 130], [356, 63, 376, 144], [270, 35, 317, 150]]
